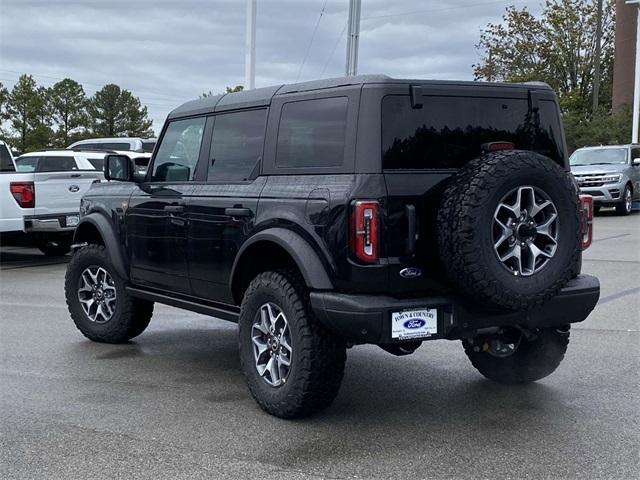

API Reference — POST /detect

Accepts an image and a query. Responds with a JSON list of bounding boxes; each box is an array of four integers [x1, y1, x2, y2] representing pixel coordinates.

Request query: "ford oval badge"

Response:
[[403, 319, 426, 329], [69, 185, 80, 193], [399, 267, 422, 279]]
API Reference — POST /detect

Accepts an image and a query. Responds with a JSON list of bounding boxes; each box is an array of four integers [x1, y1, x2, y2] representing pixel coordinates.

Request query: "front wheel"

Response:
[[238, 270, 346, 418], [615, 185, 633, 216], [463, 326, 570, 384], [65, 244, 153, 343]]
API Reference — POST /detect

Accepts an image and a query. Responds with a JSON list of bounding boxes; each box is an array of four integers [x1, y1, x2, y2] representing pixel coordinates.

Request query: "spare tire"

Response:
[[437, 150, 580, 311]]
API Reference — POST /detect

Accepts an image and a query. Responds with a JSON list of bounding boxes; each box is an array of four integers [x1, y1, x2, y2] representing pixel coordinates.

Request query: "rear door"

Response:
[[187, 108, 268, 303], [32, 156, 102, 216], [126, 116, 207, 293], [378, 85, 566, 294]]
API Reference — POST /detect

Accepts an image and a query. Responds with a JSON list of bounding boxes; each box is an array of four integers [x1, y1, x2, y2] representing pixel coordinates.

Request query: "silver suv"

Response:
[[570, 144, 640, 216]]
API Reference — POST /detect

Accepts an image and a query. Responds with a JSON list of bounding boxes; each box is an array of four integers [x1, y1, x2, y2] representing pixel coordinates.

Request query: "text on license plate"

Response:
[[391, 309, 437, 339]]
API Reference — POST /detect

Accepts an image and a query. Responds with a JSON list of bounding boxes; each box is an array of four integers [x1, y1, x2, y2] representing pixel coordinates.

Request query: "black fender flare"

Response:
[[73, 213, 129, 280], [231, 228, 334, 292]]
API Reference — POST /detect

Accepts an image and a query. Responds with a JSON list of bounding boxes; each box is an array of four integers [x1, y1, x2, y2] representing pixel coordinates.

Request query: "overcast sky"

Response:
[[0, 0, 544, 133]]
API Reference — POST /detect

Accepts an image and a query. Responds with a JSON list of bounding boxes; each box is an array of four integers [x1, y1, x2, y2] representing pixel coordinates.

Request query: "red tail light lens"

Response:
[[481, 141, 515, 153], [10, 181, 35, 208], [350, 200, 380, 263], [579, 194, 593, 250]]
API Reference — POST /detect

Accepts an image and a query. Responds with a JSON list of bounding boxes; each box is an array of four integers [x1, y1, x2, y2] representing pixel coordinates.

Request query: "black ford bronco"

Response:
[[65, 75, 600, 418]]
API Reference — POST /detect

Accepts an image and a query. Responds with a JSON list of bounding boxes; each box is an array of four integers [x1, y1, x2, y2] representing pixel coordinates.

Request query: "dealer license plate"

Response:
[[66, 215, 79, 227], [391, 309, 437, 340]]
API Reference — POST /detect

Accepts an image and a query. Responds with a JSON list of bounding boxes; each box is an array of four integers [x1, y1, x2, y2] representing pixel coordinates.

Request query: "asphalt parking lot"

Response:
[[1, 211, 638, 480]]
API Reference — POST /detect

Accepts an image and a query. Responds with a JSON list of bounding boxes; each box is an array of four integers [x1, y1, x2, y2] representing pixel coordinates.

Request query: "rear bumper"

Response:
[[310, 274, 600, 344], [24, 213, 79, 232]]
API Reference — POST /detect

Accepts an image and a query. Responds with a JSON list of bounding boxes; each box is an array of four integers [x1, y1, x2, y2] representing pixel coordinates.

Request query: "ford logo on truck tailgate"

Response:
[[399, 267, 422, 278], [403, 319, 426, 329], [69, 185, 80, 193]]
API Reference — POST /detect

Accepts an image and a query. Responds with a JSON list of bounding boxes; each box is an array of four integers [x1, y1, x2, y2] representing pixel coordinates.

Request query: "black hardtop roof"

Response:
[[168, 74, 553, 119]]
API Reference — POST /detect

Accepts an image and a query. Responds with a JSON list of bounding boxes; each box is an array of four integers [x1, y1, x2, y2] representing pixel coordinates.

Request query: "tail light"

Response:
[[481, 141, 515, 153], [350, 200, 380, 263], [579, 195, 593, 250], [10, 181, 35, 208]]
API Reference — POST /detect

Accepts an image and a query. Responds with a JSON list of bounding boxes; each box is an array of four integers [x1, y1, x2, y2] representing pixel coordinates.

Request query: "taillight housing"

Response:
[[350, 200, 380, 263], [579, 194, 593, 250], [10, 181, 35, 208]]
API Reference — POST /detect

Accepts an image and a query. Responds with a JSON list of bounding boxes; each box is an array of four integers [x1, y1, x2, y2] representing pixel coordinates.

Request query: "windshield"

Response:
[[570, 148, 627, 166]]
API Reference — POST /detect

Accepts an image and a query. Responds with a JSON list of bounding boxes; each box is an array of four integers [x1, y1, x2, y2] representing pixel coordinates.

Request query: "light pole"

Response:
[[345, 0, 361, 76], [245, 0, 256, 90], [627, 0, 640, 143]]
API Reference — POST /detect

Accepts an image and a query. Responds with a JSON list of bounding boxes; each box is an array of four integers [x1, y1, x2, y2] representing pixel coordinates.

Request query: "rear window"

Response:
[[276, 97, 348, 169], [15, 156, 39, 172], [382, 95, 564, 169], [37, 156, 79, 172]]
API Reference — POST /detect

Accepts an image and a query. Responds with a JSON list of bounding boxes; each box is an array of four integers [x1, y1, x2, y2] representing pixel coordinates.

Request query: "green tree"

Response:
[[7, 74, 41, 152], [50, 78, 88, 147], [89, 84, 153, 137], [200, 85, 244, 98], [474, 0, 615, 114], [0, 82, 10, 140]]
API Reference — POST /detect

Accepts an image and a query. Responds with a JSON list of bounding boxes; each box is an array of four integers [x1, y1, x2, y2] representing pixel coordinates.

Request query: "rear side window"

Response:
[[15, 156, 39, 172], [276, 97, 347, 168], [382, 95, 564, 169], [0, 145, 14, 172], [208, 109, 266, 182], [85, 157, 105, 170], [141, 141, 156, 153], [151, 116, 206, 182], [100, 142, 132, 151]]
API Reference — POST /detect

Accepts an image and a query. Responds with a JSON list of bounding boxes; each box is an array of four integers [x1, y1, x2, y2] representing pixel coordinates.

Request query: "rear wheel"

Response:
[[65, 244, 153, 343], [615, 185, 633, 216], [463, 326, 570, 384], [37, 233, 72, 256], [238, 270, 346, 418]]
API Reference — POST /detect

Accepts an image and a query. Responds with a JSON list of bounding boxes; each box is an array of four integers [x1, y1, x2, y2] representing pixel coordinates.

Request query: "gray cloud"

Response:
[[0, 0, 544, 133]]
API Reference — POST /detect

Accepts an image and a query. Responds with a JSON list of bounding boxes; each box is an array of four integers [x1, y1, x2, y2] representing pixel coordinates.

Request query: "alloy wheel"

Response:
[[77, 266, 117, 323], [251, 302, 293, 387]]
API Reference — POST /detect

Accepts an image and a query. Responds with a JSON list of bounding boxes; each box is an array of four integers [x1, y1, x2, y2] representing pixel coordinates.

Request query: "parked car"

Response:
[[0, 140, 16, 173], [0, 150, 104, 255], [65, 75, 599, 418], [570, 144, 640, 215], [68, 137, 157, 154]]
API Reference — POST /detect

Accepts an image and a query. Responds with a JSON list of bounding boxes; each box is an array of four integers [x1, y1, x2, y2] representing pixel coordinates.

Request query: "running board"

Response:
[[126, 287, 240, 322]]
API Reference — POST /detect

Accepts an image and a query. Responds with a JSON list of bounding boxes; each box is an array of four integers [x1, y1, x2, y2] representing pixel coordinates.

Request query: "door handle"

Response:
[[70, 173, 81, 178], [164, 205, 185, 213], [225, 207, 251, 218]]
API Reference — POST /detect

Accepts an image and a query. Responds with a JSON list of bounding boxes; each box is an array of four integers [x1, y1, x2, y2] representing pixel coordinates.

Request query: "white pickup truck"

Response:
[[0, 149, 105, 255]]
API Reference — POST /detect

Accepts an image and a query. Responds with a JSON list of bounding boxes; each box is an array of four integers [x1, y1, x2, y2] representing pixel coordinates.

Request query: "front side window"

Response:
[[276, 97, 348, 169], [151, 117, 206, 182], [208, 109, 266, 182]]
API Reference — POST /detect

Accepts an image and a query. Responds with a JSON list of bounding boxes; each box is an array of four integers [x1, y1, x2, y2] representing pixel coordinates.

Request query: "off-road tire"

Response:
[[437, 150, 581, 311], [463, 326, 570, 384], [238, 270, 346, 419], [37, 234, 72, 256], [615, 184, 633, 216], [65, 244, 153, 343]]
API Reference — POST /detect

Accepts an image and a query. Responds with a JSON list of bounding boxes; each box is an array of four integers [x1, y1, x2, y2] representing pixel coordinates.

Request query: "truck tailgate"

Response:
[[33, 171, 102, 215]]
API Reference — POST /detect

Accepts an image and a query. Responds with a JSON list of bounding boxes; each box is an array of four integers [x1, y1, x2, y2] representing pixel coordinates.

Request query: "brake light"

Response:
[[350, 200, 380, 263], [579, 195, 593, 250], [10, 181, 35, 208], [481, 141, 515, 152]]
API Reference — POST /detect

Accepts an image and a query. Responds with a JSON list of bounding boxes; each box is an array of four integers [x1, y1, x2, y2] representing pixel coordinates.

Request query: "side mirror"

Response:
[[104, 154, 134, 182], [633, 157, 640, 166]]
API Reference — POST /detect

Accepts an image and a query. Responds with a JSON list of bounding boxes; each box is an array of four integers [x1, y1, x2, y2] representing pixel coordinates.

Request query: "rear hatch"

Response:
[[379, 85, 567, 295]]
